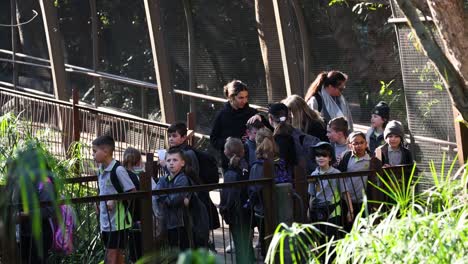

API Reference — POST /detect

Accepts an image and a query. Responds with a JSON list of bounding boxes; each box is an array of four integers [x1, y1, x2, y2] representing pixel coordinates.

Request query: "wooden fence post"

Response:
[[293, 165, 308, 223], [453, 107, 468, 166], [72, 88, 80, 142], [141, 153, 155, 257], [262, 159, 277, 250]]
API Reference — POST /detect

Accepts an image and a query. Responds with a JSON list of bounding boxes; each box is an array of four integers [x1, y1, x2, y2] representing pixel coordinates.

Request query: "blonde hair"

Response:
[[282, 94, 325, 133], [224, 137, 244, 168], [255, 128, 278, 159], [123, 147, 141, 169]]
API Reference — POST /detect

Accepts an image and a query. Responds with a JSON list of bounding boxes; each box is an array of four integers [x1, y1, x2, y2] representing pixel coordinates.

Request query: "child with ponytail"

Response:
[[219, 137, 254, 262], [267, 103, 297, 171], [247, 128, 279, 257]]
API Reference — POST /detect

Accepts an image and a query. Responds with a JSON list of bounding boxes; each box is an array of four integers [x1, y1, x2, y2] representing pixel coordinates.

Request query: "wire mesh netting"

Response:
[[390, 0, 458, 189]]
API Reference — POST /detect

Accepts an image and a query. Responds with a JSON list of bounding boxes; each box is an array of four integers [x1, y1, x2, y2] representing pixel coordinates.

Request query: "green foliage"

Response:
[[0, 112, 103, 263], [267, 158, 468, 263], [265, 222, 333, 264], [176, 248, 219, 264], [365, 79, 407, 124], [328, 0, 349, 7], [370, 164, 422, 216]]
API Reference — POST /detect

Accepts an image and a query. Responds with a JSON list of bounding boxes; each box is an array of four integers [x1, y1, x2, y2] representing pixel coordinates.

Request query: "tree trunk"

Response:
[[255, 0, 287, 102], [425, 0, 468, 87]]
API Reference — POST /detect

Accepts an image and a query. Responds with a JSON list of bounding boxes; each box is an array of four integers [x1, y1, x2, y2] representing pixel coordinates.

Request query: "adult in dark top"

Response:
[[210, 80, 264, 170], [282, 94, 328, 141]]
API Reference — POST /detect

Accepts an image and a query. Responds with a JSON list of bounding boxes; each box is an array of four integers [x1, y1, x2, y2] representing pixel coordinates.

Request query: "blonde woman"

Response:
[[282, 95, 328, 141]]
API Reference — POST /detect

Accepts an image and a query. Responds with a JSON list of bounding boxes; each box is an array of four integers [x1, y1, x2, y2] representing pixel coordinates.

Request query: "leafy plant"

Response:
[[265, 222, 336, 264], [176, 248, 218, 264], [266, 157, 468, 263], [369, 163, 422, 216]]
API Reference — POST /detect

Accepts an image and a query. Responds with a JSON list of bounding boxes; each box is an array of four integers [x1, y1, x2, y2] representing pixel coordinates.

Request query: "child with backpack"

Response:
[[337, 132, 381, 230], [248, 127, 291, 256], [122, 147, 158, 263], [308, 142, 342, 238], [327, 117, 350, 164], [268, 102, 320, 175], [165, 122, 220, 246], [220, 137, 255, 263], [267, 103, 297, 173], [375, 120, 413, 167], [93, 136, 136, 264], [366, 101, 390, 156], [155, 148, 191, 250], [244, 120, 264, 168]]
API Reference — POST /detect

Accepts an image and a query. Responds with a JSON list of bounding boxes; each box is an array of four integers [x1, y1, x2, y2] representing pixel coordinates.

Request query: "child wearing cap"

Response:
[[308, 142, 342, 233], [366, 101, 390, 156], [267, 103, 298, 171], [375, 120, 413, 167]]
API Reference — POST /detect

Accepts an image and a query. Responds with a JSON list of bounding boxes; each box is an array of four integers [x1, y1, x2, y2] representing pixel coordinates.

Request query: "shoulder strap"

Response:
[[338, 151, 352, 172], [314, 93, 323, 112], [110, 161, 124, 193], [299, 134, 305, 146]]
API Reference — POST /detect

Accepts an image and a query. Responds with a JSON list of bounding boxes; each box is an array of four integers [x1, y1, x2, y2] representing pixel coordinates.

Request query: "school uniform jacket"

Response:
[[375, 143, 413, 166]]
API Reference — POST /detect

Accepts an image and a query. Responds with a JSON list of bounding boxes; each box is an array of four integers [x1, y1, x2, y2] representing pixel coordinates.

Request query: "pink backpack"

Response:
[[39, 177, 76, 255], [49, 204, 76, 255]]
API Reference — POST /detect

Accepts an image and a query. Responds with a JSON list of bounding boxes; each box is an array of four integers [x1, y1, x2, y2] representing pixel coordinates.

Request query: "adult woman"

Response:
[[282, 94, 328, 141], [304, 71, 354, 131], [210, 80, 264, 170]]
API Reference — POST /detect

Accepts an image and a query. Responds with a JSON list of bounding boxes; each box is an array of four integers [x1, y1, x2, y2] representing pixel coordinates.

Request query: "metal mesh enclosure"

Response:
[[161, 0, 268, 132], [390, 1, 458, 188]]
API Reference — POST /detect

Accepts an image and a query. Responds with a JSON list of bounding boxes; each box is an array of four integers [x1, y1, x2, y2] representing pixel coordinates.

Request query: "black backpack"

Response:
[[110, 161, 141, 223], [193, 149, 220, 184], [313, 93, 323, 112]]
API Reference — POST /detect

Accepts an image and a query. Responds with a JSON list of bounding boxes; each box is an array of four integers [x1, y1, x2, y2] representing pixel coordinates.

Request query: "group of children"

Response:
[[310, 101, 413, 233], [93, 121, 219, 264], [93, 98, 413, 263]]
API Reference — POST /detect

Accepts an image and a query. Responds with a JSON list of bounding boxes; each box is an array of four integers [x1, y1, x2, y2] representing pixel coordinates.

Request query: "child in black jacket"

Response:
[[375, 120, 413, 167]]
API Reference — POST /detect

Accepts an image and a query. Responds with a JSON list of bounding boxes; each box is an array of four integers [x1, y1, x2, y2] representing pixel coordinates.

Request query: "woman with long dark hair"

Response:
[[305, 71, 354, 131]]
